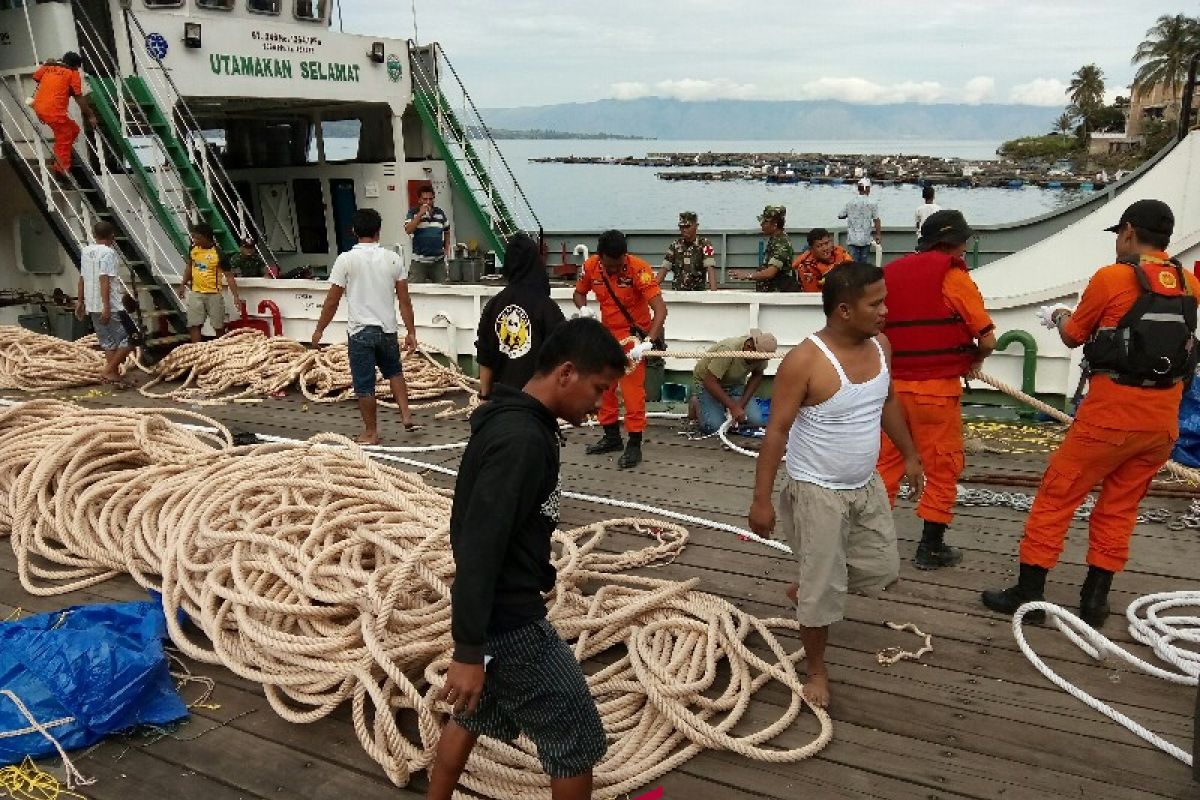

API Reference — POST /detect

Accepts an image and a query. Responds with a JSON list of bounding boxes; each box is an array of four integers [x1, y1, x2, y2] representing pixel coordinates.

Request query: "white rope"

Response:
[[0, 690, 93, 789], [1012, 597, 1199, 766]]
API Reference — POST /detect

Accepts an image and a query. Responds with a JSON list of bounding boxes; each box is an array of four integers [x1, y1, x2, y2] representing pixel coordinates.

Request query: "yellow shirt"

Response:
[[189, 246, 227, 294]]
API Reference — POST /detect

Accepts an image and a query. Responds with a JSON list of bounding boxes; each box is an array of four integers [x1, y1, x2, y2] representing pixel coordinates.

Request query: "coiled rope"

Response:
[[0, 326, 106, 392], [0, 400, 830, 798]]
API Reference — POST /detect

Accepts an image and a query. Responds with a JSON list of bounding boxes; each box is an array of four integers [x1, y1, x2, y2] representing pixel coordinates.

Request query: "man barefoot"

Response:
[[311, 208, 418, 443], [748, 261, 923, 707]]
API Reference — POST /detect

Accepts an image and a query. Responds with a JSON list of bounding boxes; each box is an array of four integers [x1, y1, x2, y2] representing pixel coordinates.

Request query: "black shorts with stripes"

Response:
[[455, 618, 607, 778]]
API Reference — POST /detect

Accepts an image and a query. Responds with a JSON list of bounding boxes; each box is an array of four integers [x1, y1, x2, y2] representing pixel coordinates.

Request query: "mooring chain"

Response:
[[898, 484, 1190, 529]]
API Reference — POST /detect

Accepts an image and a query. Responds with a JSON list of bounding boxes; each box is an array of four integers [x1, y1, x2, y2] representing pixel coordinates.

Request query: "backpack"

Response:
[[1082, 257, 1198, 388]]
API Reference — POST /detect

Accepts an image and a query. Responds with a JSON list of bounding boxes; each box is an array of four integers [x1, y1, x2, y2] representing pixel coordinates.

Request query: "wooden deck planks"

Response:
[[0, 386, 1196, 798]]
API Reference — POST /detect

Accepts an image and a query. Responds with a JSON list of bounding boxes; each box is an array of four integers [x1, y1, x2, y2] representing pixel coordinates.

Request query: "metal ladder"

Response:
[[409, 43, 542, 259]]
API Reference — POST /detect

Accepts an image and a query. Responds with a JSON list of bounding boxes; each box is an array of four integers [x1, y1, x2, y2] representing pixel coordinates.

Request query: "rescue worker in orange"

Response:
[[573, 229, 668, 469], [794, 228, 853, 293], [31, 52, 96, 176], [877, 210, 996, 569], [983, 200, 1198, 628]]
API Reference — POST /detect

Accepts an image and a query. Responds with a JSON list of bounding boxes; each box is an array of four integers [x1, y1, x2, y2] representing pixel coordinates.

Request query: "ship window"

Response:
[[197, 0, 234, 9], [142, 0, 183, 7], [248, 0, 280, 13], [318, 105, 394, 163], [294, 0, 327, 22]]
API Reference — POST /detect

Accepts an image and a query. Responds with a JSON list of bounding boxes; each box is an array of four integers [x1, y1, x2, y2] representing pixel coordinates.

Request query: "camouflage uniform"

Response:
[[755, 206, 797, 293], [662, 236, 717, 291]]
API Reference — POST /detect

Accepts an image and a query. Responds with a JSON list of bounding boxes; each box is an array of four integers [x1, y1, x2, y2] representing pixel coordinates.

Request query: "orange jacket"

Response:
[[31, 63, 82, 118], [575, 255, 660, 337], [793, 245, 852, 292]]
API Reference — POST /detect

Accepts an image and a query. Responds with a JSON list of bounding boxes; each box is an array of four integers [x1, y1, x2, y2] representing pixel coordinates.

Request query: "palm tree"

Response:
[[1131, 14, 1200, 110], [1053, 111, 1074, 135], [1068, 64, 1105, 140]]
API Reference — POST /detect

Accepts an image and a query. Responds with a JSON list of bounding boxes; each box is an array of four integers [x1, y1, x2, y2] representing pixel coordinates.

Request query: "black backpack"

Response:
[[1083, 257, 1198, 388]]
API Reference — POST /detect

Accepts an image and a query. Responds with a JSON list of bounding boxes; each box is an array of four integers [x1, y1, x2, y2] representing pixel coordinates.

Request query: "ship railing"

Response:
[[0, 73, 184, 303], [409, 42, 542, 249], [71, 1, 275, 273]]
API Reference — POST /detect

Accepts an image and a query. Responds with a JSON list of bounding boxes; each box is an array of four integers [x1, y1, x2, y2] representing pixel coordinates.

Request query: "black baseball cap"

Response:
[[1104, 199, 1174, 237], [917, 209, 974, 252]]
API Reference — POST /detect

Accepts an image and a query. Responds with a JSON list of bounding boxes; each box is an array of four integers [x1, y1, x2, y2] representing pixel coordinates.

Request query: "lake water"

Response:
[[485, 139, 1086, 232]]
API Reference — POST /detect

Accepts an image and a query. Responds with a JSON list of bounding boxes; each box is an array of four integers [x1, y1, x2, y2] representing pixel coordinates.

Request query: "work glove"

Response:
[[628, 340, 655, 363], [1036, 303, 1072, 330], [572, 305, 595, 320]]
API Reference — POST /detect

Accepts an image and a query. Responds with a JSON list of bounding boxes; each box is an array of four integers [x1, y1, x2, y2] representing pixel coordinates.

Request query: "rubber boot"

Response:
[[586, 424, 623, 455], [618, 433, 642, 469], [981, 563, 1048, 624], [1078, 565, 1113, 629], [912, 521, 963, 570]]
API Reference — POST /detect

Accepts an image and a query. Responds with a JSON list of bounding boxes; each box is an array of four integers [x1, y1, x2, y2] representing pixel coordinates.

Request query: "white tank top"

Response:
[[786, 334, 890, 490]]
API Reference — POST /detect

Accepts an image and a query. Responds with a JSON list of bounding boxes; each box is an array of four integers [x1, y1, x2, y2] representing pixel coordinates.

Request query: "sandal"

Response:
[[404, 422, 423, 433]]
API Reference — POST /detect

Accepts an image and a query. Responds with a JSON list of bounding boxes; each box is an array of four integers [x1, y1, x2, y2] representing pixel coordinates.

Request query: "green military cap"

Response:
[[757, 205, 786, 223], [678, 211, 698, 225]]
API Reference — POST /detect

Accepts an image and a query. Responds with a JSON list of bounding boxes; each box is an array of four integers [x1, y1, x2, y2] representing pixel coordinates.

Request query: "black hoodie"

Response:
[[449, 383, 562, 663], [475, 244, 565, 391]]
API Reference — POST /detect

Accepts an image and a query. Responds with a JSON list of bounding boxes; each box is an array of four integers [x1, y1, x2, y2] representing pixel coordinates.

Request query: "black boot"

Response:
[[981, 563, 1048, 624], [618, 433, 642, 469], [586, 425, 623, 455], [912, 521, 963, 570], [1079, 566, 1114, 629]]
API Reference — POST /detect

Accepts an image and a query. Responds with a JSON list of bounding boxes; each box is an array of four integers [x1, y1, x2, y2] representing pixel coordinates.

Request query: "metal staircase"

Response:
[[409, 43, 541, 259]]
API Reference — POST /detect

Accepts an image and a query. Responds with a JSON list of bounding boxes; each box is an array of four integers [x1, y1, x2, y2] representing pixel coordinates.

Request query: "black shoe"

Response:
[[982, 563, 1048, 624], [1079, 566, 1113, 628], [586, 431, 623, 455], [913, 541, 963, 570], [617, 442, 642, 469]]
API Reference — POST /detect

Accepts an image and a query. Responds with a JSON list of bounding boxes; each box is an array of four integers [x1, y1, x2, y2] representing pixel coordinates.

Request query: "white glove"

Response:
[[1036, 303, 1072, 330], [573, 305, 595, 320], [628, 340, 655, 363]]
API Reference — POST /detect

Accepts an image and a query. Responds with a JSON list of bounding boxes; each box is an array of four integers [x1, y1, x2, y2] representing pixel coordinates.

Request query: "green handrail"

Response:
[[994, 328, 1039, 401]]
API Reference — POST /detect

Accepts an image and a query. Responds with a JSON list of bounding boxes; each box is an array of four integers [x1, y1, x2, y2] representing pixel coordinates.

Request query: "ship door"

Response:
[[329, 179, 357, 254], [258, 183, 298, 252], [73, 0, 118, 77]]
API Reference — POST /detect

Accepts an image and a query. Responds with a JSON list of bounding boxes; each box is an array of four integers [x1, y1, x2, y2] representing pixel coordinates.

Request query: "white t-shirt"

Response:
[[328, 242, 408, 336], [915, 202, 942, 233], [80, 243, 123, 313]]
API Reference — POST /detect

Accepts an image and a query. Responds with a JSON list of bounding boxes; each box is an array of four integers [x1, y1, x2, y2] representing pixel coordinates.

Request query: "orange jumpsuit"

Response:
[[575, 255, 661, 434], [877, 266, 994, 524], [1020, 253, 1199, 573], [31, 63, 84, 175]]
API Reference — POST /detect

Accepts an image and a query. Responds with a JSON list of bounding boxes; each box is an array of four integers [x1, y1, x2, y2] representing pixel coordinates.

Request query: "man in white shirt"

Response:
[[838, 178, 881, 264], [74, 219, 133, 387], [914, 185, 941, 243], [311, 208, 419, 443]]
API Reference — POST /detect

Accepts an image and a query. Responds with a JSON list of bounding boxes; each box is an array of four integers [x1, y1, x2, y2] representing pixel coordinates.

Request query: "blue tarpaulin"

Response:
[[1173, 378, 1200, 467], [0, 601, 188, 765]]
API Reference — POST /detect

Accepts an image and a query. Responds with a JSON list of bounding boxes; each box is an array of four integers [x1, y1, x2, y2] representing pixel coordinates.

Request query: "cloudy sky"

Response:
[[342, 1, 1195, 108]]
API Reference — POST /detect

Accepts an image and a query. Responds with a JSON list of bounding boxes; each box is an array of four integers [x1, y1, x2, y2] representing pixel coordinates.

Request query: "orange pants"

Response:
[[878, 392, 963, 525], [36, 112, 79, 174], [1020, 419, 1173, 573], [598, 359, 646, 433]]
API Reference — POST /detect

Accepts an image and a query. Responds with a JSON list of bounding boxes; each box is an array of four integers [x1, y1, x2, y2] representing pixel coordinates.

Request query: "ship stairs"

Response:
[[409, 43, 541, 259]]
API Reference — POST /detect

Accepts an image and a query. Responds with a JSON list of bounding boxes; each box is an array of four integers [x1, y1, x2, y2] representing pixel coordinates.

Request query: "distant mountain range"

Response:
[[481, 98, 1060, 141]]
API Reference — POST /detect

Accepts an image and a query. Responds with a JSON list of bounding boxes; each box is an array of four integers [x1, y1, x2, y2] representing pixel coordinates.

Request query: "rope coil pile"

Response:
[[0, 400, 831, 798], [0, 326, 106, 392]]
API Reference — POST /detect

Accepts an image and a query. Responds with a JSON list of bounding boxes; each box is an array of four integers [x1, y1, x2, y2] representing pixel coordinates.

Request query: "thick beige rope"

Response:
[[0, 326, 106, 391], [0, 400, 831, 798], [970, 370, 1200, 486]]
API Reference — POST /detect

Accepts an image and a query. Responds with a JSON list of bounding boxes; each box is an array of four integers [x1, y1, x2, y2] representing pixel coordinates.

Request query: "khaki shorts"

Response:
[[186, 291, 226, 329], [777, 474, 899, 628]]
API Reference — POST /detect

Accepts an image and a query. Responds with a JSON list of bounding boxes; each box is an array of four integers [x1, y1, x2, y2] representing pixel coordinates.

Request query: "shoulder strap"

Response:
[[596, 263, 645, 337], [809, 334, 849, 386]]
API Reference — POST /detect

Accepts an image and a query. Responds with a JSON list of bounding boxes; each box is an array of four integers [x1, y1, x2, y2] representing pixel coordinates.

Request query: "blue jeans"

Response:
[[697, 384, 765, 434], [347, 325, 402, 397], [848, 243, 874, 264]]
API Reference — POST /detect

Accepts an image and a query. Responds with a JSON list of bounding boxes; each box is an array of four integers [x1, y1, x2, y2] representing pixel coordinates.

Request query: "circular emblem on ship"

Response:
[[145, 32, 169, 60], [495, 304, 532, 359], [386, 53, 403, 82], [1159, 270, 1178, 290]]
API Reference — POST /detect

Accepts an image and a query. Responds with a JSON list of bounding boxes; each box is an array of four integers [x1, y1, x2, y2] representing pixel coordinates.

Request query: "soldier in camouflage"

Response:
[[657, 211, 718, 291], [734, 206, 798, 292]]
